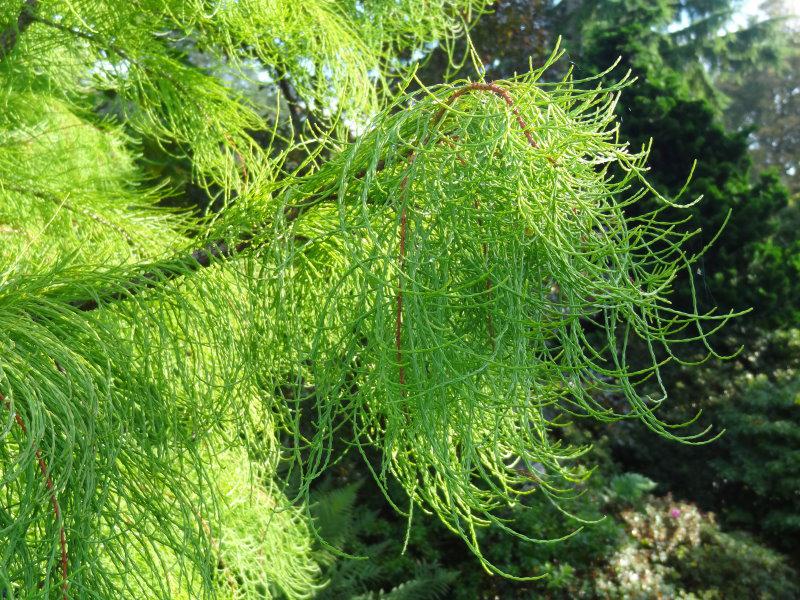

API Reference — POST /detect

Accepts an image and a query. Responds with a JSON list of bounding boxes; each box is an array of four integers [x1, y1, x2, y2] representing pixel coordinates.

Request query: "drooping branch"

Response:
[[61, 81, 543, 314], [394, 81, 546, 388], [0, 0, 38, 62], [1, 392, 68, 599], [431, 82, 555, 164], [27, 12, 132, 61], [66, 186, 337, 311]]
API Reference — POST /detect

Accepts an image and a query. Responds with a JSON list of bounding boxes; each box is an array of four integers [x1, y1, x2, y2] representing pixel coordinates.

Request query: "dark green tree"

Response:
[[559, 0, 797, 328]]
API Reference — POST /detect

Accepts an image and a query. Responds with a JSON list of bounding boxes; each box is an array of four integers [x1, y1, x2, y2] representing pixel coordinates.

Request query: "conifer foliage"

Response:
[[0, 0, 733, 597]]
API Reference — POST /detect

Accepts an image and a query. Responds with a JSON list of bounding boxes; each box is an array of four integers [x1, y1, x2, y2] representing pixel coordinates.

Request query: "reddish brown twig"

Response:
[[439, 82, 549, 346], [395, 156, 414, 390], [475, 198, 495, 347], [1, 392, 68, 598], [431, 82, 554, 165]]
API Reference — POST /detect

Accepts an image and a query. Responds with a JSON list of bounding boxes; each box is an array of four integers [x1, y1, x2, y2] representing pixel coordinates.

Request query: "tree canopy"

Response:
[[0, 1, 747, 598]]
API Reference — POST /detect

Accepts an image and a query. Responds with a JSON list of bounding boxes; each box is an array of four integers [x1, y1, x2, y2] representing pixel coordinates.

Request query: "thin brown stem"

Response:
[[223, 133, 249, 187], [395, 206, 406, 386], [1, 392, 68, 598], [475, 198, 495, 348], [395, 175, 410, 389], [435, 81, 546, 351], [431, 81, 554, 163]]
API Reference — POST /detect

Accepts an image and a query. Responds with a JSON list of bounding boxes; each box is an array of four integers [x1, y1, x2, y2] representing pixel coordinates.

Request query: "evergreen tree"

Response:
[[549, 0, 797, 327], [0, 1, 737, 597], [719, 2, 800, 194]]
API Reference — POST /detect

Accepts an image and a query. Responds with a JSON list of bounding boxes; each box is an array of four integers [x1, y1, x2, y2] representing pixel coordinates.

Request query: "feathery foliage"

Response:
[[271, 54, 738, 574], [0, 0, 736, 596]]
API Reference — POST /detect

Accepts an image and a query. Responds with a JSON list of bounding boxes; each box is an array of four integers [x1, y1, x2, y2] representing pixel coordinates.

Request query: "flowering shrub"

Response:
[[592, 495, 705, 598], [588, 493, 798, 600]]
